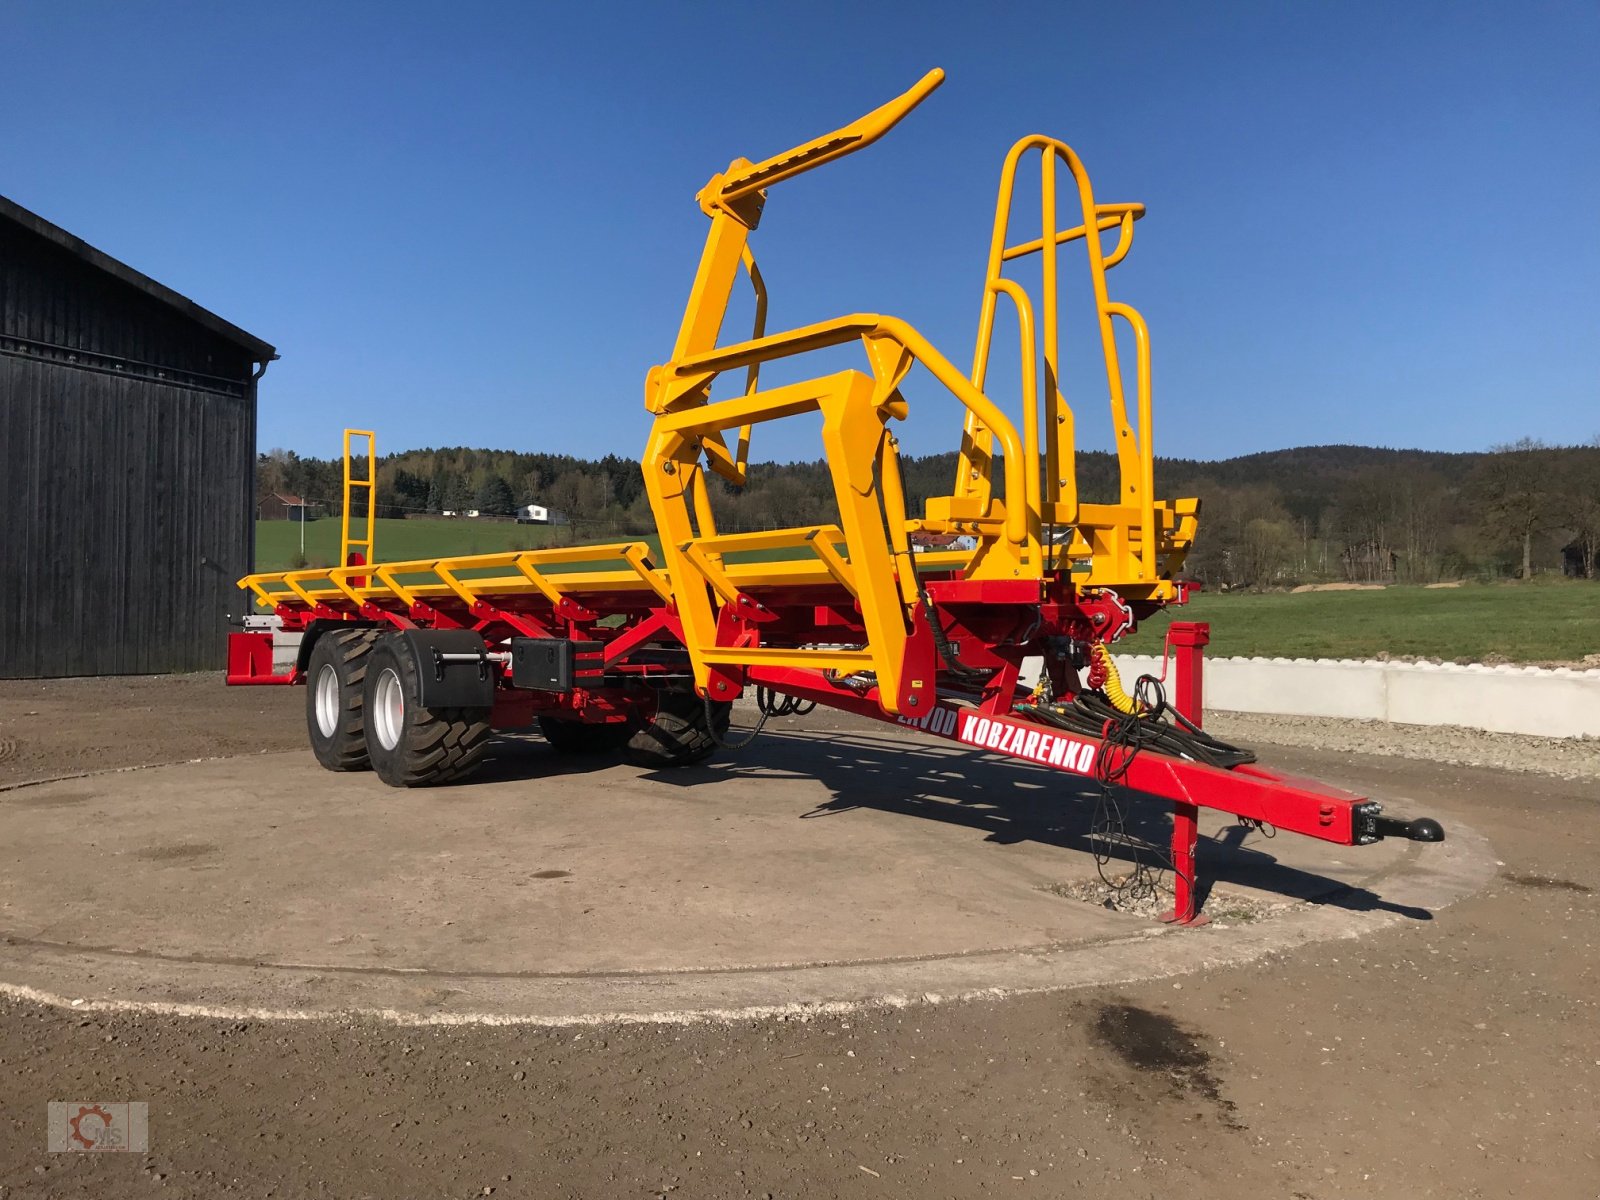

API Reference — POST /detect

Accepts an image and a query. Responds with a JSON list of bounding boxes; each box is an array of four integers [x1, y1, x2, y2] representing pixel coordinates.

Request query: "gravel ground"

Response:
[[1, 674, 1597, 1198], [1204, 710, 1600, 781]]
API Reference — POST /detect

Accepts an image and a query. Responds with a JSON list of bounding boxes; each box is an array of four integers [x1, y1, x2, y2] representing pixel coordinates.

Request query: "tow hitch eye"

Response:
[[1354, 803, 1446, 845]]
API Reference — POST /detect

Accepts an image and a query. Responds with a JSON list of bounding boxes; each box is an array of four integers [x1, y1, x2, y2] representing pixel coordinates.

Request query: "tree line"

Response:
[[257, 438, 1600, 586]]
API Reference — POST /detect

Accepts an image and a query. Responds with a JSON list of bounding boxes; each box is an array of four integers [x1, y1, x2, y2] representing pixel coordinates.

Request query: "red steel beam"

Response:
[[745, 662, 1368, 846]]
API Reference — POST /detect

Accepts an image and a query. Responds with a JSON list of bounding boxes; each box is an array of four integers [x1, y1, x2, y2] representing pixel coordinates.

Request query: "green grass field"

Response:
[[256, 521, 1598, 665], [254, 518, 582, 572], [1120, 580, 1599, 665]]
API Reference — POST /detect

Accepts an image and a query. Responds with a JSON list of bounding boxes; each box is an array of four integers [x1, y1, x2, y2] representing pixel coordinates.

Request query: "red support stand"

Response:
[[1164, 621, 1210, 925]]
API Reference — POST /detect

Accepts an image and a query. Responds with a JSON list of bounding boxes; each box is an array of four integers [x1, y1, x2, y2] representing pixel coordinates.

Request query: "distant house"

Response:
[[1340, 540, 1398, 583], [909, 531, 977, 553], [516, 504, 570, 526], [441, 508, 481, 519], [257, 493, 320, 521]]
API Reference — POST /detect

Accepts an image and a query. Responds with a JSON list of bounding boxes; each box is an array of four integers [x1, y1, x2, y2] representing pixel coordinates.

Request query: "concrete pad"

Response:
[[0, 729, 1495, 1024]]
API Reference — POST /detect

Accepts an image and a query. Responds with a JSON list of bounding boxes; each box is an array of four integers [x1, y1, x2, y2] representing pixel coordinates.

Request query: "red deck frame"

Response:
[[232, 585, 1398, 923]]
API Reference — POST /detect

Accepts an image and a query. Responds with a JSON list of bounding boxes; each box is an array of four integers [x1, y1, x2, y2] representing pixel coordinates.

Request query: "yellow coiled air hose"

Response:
[[1090, 642, 1144, 716]]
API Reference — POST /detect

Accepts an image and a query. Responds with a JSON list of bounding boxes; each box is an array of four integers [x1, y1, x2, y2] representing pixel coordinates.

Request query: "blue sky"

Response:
[[4, 1, 1596, 464]]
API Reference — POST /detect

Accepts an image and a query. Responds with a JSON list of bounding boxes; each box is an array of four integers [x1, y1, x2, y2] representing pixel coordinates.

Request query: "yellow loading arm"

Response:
[[641, 69, 1197, 713]]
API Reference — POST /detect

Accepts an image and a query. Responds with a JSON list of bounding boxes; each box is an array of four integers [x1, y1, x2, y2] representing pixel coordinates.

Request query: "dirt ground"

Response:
[[1, 676, 1597, 1198]]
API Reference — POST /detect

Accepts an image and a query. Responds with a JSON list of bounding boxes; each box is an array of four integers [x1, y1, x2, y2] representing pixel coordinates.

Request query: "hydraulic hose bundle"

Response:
[[1016, 642, 1256, 770]]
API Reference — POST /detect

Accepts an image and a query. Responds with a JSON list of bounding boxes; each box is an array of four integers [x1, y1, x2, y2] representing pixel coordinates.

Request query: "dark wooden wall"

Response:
[[0, 213, 260, 678]]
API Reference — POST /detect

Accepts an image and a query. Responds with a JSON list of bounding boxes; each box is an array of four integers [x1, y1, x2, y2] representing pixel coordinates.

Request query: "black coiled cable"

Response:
[[702, 685, 818, 753], [756, 686, 816, 718]]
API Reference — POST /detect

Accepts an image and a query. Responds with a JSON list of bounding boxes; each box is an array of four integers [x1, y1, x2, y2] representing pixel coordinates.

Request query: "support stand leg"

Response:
[[1162, 799, 1208, 926], [1163, 621, 1211, 926]]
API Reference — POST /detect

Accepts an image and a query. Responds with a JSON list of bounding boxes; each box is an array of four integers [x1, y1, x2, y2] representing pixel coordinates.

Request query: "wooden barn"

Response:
[[0, 195, 275, 677]]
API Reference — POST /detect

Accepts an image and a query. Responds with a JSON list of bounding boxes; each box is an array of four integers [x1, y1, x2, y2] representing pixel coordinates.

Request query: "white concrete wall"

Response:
[[273, 632, 303, 674], [1097, 655, 1600, 740]]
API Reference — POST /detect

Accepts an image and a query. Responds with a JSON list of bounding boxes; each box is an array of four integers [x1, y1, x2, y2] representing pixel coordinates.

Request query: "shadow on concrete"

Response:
[[645, 729, 1435, 922], [471, 732, 624, 784]]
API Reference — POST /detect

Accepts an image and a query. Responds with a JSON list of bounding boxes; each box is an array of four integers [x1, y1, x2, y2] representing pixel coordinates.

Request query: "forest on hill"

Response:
[[257, 439, 1600, 586]]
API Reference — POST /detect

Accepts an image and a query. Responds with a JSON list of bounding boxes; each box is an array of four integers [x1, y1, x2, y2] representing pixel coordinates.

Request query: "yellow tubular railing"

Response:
[[239, 540, 668, 613], [962, 135, 1160, 585]]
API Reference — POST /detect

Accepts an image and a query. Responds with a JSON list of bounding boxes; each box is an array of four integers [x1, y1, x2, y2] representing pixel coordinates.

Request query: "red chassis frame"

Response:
[[231, 597, 1434, 924]]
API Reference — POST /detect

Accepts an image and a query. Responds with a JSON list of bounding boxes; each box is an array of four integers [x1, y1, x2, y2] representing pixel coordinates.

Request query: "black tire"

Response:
[[305, 627, 381, 771], [361, 636, 492, 787], [537, 716, 636, 755], [623, 689, 730, 768]]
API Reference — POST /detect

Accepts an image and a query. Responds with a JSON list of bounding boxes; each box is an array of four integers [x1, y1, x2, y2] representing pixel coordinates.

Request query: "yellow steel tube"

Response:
[[1059, 141, 1143, 520], [279, 568, 338, 609], [714, 69, 945, 204], [374, 563, 418, 607], [432, 564, 481, 610], [324, 562, 375, 607], [1101, 209, 1139, 270], [807, 529, 860, 598], [732, 245, 768, 478], [1039, 149, 1062, 517], [512, 552, 574, 610], [958, 136, 1025, 506], [667, 315, 875, 376], [987, 278, 1042, 551], [875, 318, 1028, 548], [687, 462, 718, 545], [621, 542, 674, 601], [239, 574, 285, 609], [680, 542, 744, 606], [1001, 203, 1144, 262], [662, 317, 1029, 547], [654, 375, 837, 437], [1106, 302, 1156, 578]]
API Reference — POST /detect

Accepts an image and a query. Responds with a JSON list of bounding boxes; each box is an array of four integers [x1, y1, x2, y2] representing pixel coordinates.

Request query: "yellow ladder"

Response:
[[341, 428, 377, 570]]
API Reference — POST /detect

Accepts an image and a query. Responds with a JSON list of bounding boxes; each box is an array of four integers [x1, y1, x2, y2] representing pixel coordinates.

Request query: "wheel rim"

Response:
[[372, 667, 405, 751], [314, 664, 340, 738]]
